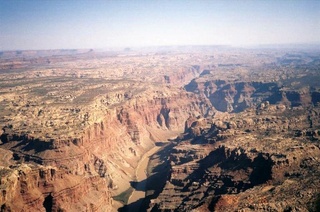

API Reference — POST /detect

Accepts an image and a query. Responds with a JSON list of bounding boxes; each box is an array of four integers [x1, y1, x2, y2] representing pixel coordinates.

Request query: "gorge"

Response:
[[0, 47, 320, 211]]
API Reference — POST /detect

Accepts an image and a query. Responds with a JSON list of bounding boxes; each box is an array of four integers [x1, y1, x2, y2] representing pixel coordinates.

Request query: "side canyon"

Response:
[[0, 47, 319, 211]]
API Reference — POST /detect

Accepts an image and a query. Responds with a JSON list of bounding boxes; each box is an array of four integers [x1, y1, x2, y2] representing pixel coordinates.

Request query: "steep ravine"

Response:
[[147, 97, 320, 211], [185, 78, 320, 113], [2, 67, 320, 211], [125, 142, 167, 211], [0, 84, 213, 211]]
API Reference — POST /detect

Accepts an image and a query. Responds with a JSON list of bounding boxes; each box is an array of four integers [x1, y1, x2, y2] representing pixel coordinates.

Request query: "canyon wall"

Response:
[[147, 64, 320, 211], [149, 101, 320, 211], [1, 48, 320, 211], [186, 77, 320, 113], [0, 71, 213, 211]]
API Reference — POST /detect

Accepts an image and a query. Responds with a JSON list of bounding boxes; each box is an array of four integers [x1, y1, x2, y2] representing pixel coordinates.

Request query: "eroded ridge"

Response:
[[0, 47, 320, 211]]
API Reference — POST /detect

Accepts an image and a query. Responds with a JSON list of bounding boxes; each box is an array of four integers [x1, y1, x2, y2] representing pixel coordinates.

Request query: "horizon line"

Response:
[[1, 42, 320, 52]]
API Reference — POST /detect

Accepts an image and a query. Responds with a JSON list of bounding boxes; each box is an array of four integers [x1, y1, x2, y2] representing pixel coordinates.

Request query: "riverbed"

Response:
[[127, 143, 166, 207]]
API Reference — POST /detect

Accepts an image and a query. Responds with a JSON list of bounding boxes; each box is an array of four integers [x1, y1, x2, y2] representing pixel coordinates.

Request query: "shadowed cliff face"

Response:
[[0, 164, 113, 212], [149, 103, 320, 211], [186, 79, 317, 113], [148, 52, 320, 211], [1, 48, 320, 211], [0, 86, 214, 211], [312, 91, 320, 105], [43, 194, 53, 212], [180, 146, 273, 194], [0, 49, 214, 211]]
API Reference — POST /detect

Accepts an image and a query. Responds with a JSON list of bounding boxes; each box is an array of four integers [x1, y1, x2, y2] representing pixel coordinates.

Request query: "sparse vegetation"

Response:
[[1, 47, 320, 211], [112, 187, 134, 204]]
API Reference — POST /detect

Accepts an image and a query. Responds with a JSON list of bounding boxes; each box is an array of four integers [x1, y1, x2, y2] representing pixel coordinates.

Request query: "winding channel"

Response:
[[127, 142, 167, 210]]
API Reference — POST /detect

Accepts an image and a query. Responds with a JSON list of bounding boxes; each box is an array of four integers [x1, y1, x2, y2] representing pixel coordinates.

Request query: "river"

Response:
[[127, 144, 164, 207]]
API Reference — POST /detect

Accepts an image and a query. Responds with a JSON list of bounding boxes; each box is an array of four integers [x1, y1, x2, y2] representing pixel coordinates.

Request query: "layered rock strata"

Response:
[[1, 48, 320, 211], [0, 49, 216, 211], [149, 103, 320, 211]]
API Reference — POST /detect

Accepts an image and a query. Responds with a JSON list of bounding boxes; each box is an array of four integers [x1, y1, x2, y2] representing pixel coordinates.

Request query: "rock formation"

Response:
[[0, 47, 319, 211], [147, 50, 320, 211]]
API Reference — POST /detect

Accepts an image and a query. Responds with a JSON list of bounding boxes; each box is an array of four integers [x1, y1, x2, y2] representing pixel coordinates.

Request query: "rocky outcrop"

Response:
[[186, 79, 320, 113], [161, 65, 202, 86], [0, 86, 214, 211], [0, 50, 215, 211], [186, 71, 319, 113], [0, 164, 113, 212], [149, 103, 320, 211], [1, 47, 320, 211]]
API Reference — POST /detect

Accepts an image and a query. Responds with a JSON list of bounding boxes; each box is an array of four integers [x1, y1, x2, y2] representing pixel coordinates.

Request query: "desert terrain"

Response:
[[0, 46, 319, 211]]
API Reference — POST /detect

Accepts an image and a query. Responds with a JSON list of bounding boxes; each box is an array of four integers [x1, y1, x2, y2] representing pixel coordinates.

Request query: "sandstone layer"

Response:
[[147, 50, 320, 211], [0, 47, 319, 211]]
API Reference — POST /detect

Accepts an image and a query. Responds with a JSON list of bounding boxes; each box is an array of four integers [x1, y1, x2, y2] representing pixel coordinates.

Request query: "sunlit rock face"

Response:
[[1, 47, 320, 211], [148, 50, 320, 212], [0, 49, 213, 211], [150, 103, 320, 211]]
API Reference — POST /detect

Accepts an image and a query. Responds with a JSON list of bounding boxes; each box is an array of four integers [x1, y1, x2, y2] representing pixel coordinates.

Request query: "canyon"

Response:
[[0, 46, 319, 211]]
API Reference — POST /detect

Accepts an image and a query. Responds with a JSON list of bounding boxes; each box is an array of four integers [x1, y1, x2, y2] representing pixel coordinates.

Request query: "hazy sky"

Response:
[[1, 0, 319, 50]]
